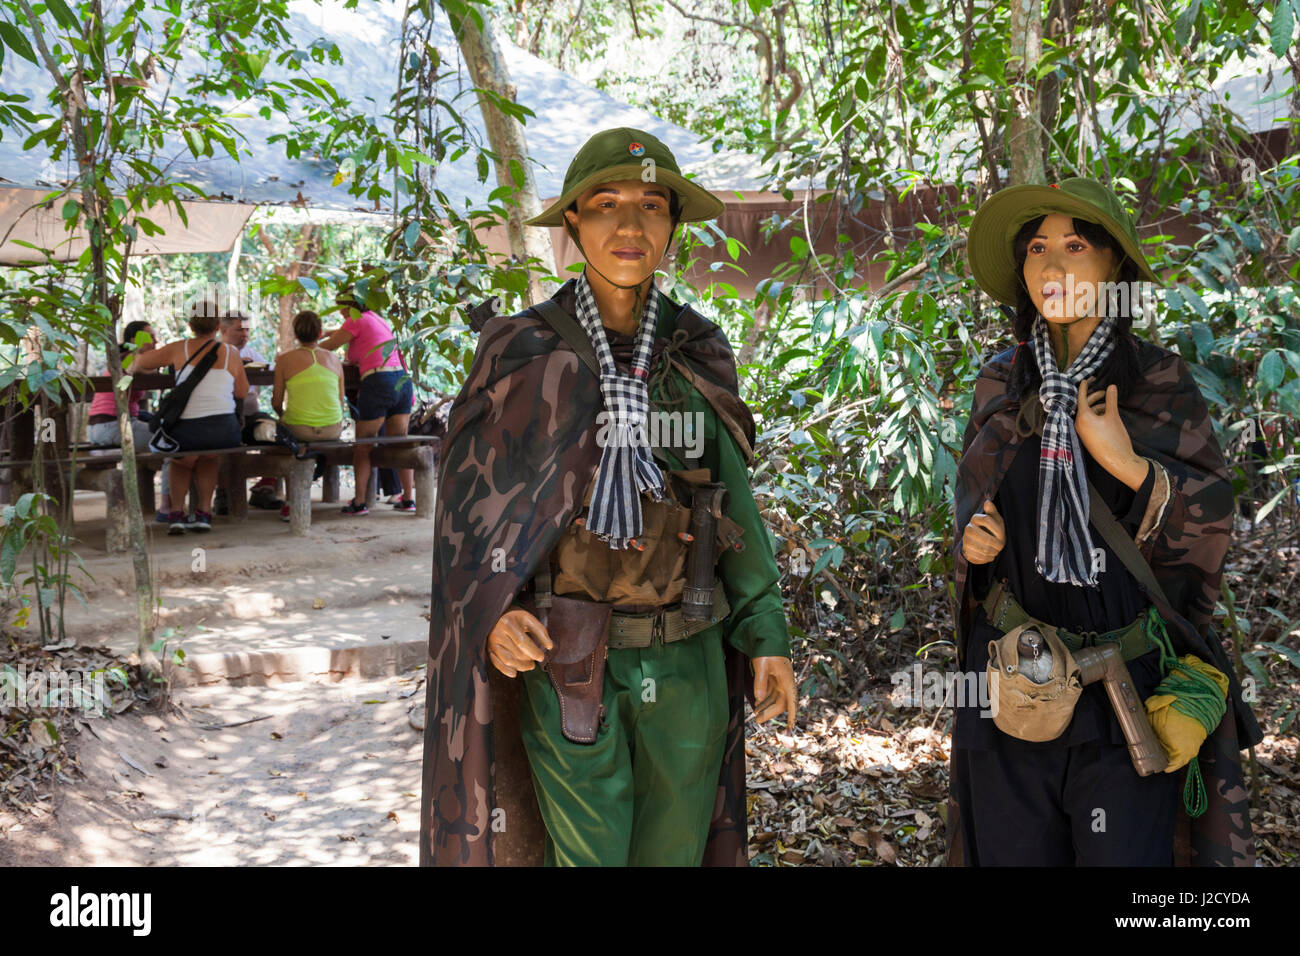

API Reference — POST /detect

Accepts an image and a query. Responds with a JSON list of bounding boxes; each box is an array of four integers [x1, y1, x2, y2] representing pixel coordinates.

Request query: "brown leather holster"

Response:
[[520, 592, 612, 744]]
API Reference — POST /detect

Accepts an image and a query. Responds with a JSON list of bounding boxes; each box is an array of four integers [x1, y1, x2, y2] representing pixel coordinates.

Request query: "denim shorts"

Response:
[[168, 413, 242, 451], [356, 370, 414, 421], [88, 418, 152, 449]]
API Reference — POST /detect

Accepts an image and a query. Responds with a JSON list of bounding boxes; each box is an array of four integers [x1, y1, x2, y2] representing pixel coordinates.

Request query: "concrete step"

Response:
[[58, 495, 437, 687]]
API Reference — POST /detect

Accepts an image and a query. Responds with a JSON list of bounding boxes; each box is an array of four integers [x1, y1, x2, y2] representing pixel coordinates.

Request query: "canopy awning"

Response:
[[0, 187, 255, 266]]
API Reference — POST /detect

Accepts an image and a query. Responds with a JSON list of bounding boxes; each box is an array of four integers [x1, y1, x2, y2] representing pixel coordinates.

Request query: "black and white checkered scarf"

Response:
[[1031, 311, 1119, 586], [572, 271, 668, 549]]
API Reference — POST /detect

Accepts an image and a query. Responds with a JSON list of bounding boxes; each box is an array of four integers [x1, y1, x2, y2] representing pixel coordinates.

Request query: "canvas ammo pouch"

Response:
[[516, 466, 743, 744], [986, 621, 1083, 742], [551, 466, 745, 605]]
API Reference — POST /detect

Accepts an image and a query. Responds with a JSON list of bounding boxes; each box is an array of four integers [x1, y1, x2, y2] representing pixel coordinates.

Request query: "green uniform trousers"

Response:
[[518, 628, 731, 866]]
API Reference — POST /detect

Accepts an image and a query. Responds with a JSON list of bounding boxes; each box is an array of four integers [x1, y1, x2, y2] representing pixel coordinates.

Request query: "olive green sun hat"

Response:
[[524, 127, 725, 227], [967, 177, 1161, 307]]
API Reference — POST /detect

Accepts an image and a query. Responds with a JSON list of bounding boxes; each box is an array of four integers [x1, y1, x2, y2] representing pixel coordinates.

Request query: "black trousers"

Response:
[[950, 736, 1182, 866]]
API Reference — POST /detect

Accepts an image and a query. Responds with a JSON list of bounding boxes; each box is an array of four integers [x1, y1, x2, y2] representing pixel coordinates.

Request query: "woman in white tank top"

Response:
[[132, 302, 250, 533], [176, 338, 237, 418]]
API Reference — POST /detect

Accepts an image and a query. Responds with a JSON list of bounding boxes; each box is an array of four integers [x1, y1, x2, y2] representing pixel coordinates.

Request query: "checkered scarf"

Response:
[[572, 271, 668, 549], [1031, 311, 1119, 586]]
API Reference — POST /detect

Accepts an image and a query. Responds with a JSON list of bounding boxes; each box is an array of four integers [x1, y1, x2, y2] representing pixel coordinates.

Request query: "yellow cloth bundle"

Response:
[[1144, 654, 1229, 773]]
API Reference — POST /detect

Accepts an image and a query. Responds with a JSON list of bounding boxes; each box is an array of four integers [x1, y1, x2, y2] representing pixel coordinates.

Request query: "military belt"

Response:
[[982, 578, 1154, 662], [607, 585, 731, 650]]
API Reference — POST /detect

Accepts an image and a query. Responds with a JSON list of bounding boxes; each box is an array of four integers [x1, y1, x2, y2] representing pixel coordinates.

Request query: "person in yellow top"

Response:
[[273, 310, 347, 521]]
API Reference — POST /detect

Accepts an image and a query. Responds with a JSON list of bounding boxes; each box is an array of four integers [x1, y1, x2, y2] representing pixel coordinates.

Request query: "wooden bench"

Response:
[[222, 435, 439, 535]]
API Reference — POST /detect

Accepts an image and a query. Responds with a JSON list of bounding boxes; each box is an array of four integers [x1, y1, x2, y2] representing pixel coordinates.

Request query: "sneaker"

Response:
[[393, 499, 416, 513], [280, 505, 291, 523], [190, 511, 212, 532], [155, 510, 171, 524], [249, 484, 283, 510], [341, 500, 369, 516], [166, 511, 188, 535]]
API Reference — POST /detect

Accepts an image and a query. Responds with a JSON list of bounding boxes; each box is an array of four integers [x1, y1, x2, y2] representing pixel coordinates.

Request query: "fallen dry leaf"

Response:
[[876, 838, 897, 864]]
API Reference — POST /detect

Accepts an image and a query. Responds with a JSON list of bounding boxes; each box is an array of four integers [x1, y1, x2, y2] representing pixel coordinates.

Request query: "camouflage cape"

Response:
[[946, 337, 1264, 867], [419, 279, 758, 866]]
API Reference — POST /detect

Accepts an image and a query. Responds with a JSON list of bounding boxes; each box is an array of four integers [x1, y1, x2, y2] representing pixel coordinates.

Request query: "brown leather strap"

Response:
[[533, 299, 602, 380], [1086, 480, 1176, 619]]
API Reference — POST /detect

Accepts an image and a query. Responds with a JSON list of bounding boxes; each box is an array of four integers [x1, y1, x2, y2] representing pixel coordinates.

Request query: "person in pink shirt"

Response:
[[87, 320, 155, 449], [319, 291, 415, 515]]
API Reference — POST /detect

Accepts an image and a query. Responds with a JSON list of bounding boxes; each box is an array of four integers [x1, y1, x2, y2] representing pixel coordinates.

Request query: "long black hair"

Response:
[[120, 320, 152, 355], [1005, 215, 1142, 403]]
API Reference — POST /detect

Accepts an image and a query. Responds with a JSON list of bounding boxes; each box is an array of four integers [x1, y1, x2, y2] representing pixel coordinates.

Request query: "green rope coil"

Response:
[[1183, 758, 1208, 819], [1143, 606, 1178, 675]]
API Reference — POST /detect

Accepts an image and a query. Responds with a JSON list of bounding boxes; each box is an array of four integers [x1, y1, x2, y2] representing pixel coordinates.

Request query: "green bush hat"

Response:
[[524, 127, 725, 227], [966, 177, 1161, 307]]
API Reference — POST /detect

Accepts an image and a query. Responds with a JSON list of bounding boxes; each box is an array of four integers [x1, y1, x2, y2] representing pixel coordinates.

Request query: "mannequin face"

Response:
[[1022, 213, 1119, 325], [563, 179, 675, 288]]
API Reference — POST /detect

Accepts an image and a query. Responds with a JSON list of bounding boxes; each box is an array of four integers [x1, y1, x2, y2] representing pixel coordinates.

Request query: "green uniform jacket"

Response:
[[647, 299, 790, 662], [420, 278, 786, 866]]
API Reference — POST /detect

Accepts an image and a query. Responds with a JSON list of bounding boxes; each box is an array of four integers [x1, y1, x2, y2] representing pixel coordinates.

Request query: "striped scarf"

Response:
[[572, 271, 668, 549], [1031, 311, 1119, 586]]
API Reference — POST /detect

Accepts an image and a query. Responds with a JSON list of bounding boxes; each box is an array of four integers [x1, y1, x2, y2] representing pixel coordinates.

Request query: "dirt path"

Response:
[[0, 670, 426, 866]]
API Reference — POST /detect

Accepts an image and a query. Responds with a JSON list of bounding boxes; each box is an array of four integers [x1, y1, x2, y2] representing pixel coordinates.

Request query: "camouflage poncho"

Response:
[[947, 337, 1264, 867], [419, 280, 758, 866]]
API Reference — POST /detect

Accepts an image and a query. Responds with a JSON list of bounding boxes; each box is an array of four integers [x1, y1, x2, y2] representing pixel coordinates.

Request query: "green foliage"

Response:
[[0, 492, 90, 646]]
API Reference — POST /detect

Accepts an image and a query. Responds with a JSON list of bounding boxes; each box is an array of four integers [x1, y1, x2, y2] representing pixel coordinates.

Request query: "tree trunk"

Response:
[[1005, 0, 1046, 186], [442, 2, 552, 305], [739, 300, 770, 368], [1288, 51, 1300, 174], [1040, 0, 1083, 177], [258, 224, 319, 353], [20, 0, 161, 678]]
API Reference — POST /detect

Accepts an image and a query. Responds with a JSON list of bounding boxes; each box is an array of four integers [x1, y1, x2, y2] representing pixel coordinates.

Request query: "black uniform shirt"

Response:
[[953, 432, 1167, 750]]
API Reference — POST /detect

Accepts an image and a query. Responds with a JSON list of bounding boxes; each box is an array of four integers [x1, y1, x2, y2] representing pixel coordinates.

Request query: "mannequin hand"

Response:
[[1075, 379, 1146, 490], [962, 499, 1005, 565], [487, 607, 553, 678], [752, 656, 797, 730]]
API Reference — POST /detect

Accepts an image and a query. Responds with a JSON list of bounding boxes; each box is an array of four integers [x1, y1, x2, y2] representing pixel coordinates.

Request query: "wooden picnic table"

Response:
[[4, 435, 438, 552], [1, 364, 437, 551]]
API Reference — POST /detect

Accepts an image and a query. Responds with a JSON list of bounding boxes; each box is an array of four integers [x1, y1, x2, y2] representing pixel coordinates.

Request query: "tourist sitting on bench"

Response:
[[272, 310, 347, 523], [132, 300, 249, 534]]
